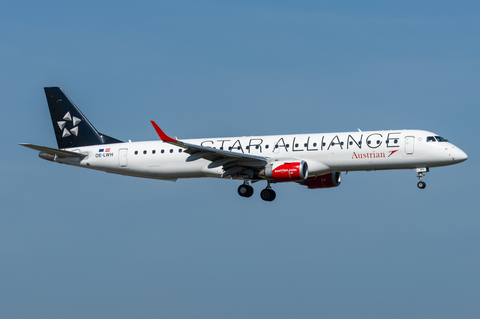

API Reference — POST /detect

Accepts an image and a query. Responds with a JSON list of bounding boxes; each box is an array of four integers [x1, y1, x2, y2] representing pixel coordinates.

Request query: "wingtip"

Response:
[[150, 121, 177, 142]]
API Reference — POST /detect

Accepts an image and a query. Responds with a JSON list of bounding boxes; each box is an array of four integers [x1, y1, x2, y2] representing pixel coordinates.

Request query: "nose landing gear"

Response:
[[416, 167, 429, 189]]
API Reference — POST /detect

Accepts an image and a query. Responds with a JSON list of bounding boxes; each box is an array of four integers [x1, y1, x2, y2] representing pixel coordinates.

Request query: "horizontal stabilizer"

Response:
[[19, 143, 88, 158]]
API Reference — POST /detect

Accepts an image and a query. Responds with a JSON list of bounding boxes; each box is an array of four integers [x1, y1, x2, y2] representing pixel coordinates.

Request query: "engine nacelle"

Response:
[[304, 172, 341, 189], [264, 161, 309, 182]]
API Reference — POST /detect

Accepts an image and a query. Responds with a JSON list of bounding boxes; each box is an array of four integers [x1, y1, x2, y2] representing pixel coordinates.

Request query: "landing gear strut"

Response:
[[416, 167, 428, 189], [260, 181, 276, 202], [238, 182, 254, 197]]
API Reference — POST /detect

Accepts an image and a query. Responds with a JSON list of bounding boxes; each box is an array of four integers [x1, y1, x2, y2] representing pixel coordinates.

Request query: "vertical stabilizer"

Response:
[[44, 87, 122, 149]]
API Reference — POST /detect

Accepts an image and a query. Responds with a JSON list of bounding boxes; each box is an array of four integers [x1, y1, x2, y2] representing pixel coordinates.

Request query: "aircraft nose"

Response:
[[454, 147, 468, 163]]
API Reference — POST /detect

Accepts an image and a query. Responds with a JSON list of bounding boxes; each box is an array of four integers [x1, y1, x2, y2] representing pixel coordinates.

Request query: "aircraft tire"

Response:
[[238, 184, 254, 197], [260, 189, 276, 201], [417, 181, 426, 189]]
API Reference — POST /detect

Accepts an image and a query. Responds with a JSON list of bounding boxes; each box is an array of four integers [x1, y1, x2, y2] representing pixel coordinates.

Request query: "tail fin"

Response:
[[44, 87, 122, 149]]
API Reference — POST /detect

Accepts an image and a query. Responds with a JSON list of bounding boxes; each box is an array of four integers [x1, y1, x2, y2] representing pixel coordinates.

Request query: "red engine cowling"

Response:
[[304, 172, 341, 189], [265, 161, 309, 182]]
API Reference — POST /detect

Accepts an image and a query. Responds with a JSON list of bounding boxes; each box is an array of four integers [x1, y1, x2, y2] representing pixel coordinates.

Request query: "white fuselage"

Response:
[[54, 129, 467, 181]]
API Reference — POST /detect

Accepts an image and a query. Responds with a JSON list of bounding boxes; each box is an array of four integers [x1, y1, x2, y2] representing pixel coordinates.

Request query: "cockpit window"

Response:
[[426, 136, 436, 142], [435, 136, 449, 142]]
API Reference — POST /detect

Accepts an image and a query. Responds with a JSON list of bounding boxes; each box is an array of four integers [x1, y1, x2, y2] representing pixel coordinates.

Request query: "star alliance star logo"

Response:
[[57, 111, 81, 137]]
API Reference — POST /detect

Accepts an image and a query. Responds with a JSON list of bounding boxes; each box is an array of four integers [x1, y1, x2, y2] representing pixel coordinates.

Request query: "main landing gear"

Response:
[[238, 182, 254, 197], [260, 182, 276, 202], [416, 167, 429, 189], [238, 181, 276, 201]]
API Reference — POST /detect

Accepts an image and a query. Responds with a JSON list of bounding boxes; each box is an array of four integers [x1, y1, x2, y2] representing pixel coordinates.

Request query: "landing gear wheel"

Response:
[[260, 188, 276, 201], [417, 181, 426, 189], [238, 184, 254, 197]]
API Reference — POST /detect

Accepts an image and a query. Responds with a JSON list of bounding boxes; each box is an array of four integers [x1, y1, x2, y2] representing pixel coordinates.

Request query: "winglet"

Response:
[[150, 121, 178, 142]]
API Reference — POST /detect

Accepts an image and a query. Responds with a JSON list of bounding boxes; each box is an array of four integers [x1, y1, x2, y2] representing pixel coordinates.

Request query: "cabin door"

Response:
[[405, 136, 414, 155], [118, 148, 128, 167]]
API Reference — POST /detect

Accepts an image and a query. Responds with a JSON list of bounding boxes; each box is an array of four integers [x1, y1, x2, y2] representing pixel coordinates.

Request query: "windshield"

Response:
[[427, 136, 449, 142]]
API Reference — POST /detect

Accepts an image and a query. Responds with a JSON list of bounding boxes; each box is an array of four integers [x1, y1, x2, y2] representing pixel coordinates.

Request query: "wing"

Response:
[[150, 121, 268, 179]]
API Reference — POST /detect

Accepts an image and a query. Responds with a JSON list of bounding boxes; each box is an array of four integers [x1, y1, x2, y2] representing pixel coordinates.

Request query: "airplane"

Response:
[[20, 87, 468, 201]]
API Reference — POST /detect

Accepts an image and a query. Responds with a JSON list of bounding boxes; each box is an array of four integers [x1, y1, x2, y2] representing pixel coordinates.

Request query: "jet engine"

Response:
[[303, 172, 341, 189], [263, 161, 309, 182]]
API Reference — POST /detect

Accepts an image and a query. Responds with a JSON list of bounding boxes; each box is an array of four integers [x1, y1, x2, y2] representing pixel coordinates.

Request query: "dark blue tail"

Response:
[[45, 87, 122, 149]]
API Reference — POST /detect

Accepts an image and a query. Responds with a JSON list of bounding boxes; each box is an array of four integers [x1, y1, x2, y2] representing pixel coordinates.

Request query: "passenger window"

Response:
[[152, 150, 156, 154], [134, 151, 138, 155]]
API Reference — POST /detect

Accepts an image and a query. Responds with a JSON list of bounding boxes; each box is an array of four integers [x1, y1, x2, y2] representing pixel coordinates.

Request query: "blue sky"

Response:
[[2, 1, 480, 318]]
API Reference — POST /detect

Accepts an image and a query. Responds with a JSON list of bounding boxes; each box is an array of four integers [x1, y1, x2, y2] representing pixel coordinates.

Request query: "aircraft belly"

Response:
[[143, 160, 209, 178]]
